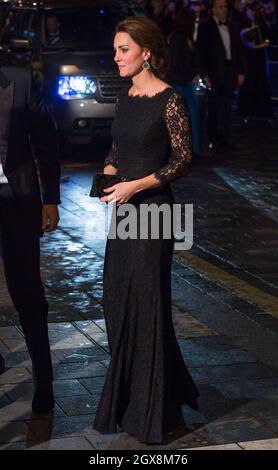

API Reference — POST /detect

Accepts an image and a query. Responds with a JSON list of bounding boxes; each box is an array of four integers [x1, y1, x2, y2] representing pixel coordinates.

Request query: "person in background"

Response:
[[168, 8, 202, 155], [151, 0, 175, 38], [229, 0, 249, 31], [46, 15, 62, 45], [238, 1, 273, 123], [197, 0, 246, 153], [189, 0, 206, 43], [0, 49, 60, 414]]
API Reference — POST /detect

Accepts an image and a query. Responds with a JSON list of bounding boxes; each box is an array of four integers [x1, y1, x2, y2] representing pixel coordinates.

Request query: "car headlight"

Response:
[[57, 76, 97, 100]]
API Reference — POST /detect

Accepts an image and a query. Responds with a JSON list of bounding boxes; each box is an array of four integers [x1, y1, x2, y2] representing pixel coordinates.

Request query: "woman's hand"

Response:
[[100, 181, 139, 204]]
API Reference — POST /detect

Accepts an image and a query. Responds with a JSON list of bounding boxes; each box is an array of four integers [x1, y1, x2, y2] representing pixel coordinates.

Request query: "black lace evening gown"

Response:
[[93, 87, 199, 444]]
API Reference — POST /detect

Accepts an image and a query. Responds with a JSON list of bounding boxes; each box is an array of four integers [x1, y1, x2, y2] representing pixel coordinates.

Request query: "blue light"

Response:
[[99, 9, 105, 14], [58, 76, 97, 99]]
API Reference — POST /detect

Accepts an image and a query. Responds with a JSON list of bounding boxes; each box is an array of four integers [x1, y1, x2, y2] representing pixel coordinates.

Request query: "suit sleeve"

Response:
[[196, 22, 210, 78], [28, 73, 61, 204], [234, 25, 247, 76]]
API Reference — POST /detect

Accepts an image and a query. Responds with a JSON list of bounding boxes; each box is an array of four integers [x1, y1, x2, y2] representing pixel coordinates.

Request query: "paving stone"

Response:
[[84, 430, 129, 450], [0, 395, 11, 408], [0, 441, 28, 450], [56, 395, 99, 416], [172, 276, 278, 344], [0, 421, 35, 444], [0, 326, 27, 352], [88, 332, 109, 351], [173, 312, 217, 339], [1, 351, 32, 368], [0, 326, 23, 340], [27, 436, 95, 450], [240, 397, 278, 420], [179, 341, 256, 367], [182, 335, 235, 352], [48, 312, 85, 323], [0, 341, 9, 354], [28, 415, 95, 440], [203, 417, 277, 443], [238, 438, 278, 450], [187, 443, 242, 450], [212, 378, 278, 401], [55, 379, 91, 398], [3, 382, 36, 402], [48, 323, 93, 350], [0, 368, 32, 385], [74, 320, 105, 335], [52, 346, 107, 363], [196, 384, 236, 420], [1, 338, 28, 352], [53, 361, 106, 380], [4, 379, 90, 402], [79, 377, 106, 395], [0, 400, 63, 422], [189, 363, 278, 384]]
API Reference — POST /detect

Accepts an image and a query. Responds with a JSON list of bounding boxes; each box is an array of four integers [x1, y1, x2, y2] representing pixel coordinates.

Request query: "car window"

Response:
[[43, 5, 141, 50], [1, 8, 36, 43]]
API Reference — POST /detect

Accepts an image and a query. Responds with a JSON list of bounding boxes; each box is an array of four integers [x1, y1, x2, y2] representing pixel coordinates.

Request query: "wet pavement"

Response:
[[0, 116, 278, 450]]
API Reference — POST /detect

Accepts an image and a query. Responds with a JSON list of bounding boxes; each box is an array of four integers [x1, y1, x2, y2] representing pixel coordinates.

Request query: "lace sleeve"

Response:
[[103, 97, 119, 169], [103, 141, 118, 169], [154, 92, 192, 185]]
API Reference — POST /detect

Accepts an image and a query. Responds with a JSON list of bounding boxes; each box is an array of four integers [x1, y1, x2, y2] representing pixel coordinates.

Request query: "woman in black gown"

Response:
[[93, 16, 199, 445]]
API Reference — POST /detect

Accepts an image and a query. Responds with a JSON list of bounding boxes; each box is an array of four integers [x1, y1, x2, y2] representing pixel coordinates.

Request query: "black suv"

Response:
[[0, 0, 143, 154]]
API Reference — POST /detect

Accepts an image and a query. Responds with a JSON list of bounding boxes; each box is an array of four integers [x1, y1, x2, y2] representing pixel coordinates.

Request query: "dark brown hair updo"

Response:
[[115, 16, 168, 76]]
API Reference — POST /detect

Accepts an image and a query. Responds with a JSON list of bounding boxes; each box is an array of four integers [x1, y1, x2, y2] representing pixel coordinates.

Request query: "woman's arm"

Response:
[[103, 141, 118, 175], [134, 93, 192, 192], [101, 93, 192, 204], [103, 96, 119, 175]]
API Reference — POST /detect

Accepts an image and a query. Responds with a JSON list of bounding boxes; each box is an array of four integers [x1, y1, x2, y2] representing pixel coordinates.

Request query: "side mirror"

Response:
[[9, 38, 32, 51]]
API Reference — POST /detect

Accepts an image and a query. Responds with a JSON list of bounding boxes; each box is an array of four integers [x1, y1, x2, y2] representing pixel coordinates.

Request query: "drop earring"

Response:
[[142, 60, 151, 71]]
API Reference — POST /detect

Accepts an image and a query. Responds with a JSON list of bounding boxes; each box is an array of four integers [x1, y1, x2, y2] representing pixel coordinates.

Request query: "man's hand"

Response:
[[192, 76, 199, 86], [204, 76, 212, 90], [42, 205, 60, 232], [238, 74, 245, 87]]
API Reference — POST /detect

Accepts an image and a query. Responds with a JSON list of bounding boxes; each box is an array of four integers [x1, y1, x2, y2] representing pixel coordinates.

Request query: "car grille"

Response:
[[98, 77, 129, 99]]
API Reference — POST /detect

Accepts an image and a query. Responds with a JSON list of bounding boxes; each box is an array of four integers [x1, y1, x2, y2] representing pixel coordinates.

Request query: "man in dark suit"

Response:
[[197, 0, 246, 151], [189, 0, 207, 43], [0, 50, 60, 413], [46, 15, 62, 46]]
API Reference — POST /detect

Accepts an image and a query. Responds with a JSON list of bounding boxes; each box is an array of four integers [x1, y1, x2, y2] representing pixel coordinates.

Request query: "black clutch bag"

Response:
[[89, 173, 131, 198]]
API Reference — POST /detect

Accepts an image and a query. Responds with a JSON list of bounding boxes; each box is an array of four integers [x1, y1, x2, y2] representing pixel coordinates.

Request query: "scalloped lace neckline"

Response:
[[127, 87, 173, 99]]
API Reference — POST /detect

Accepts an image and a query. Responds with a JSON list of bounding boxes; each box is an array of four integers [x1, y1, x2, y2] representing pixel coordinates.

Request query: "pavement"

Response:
[[0, 116, 278, 451]]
